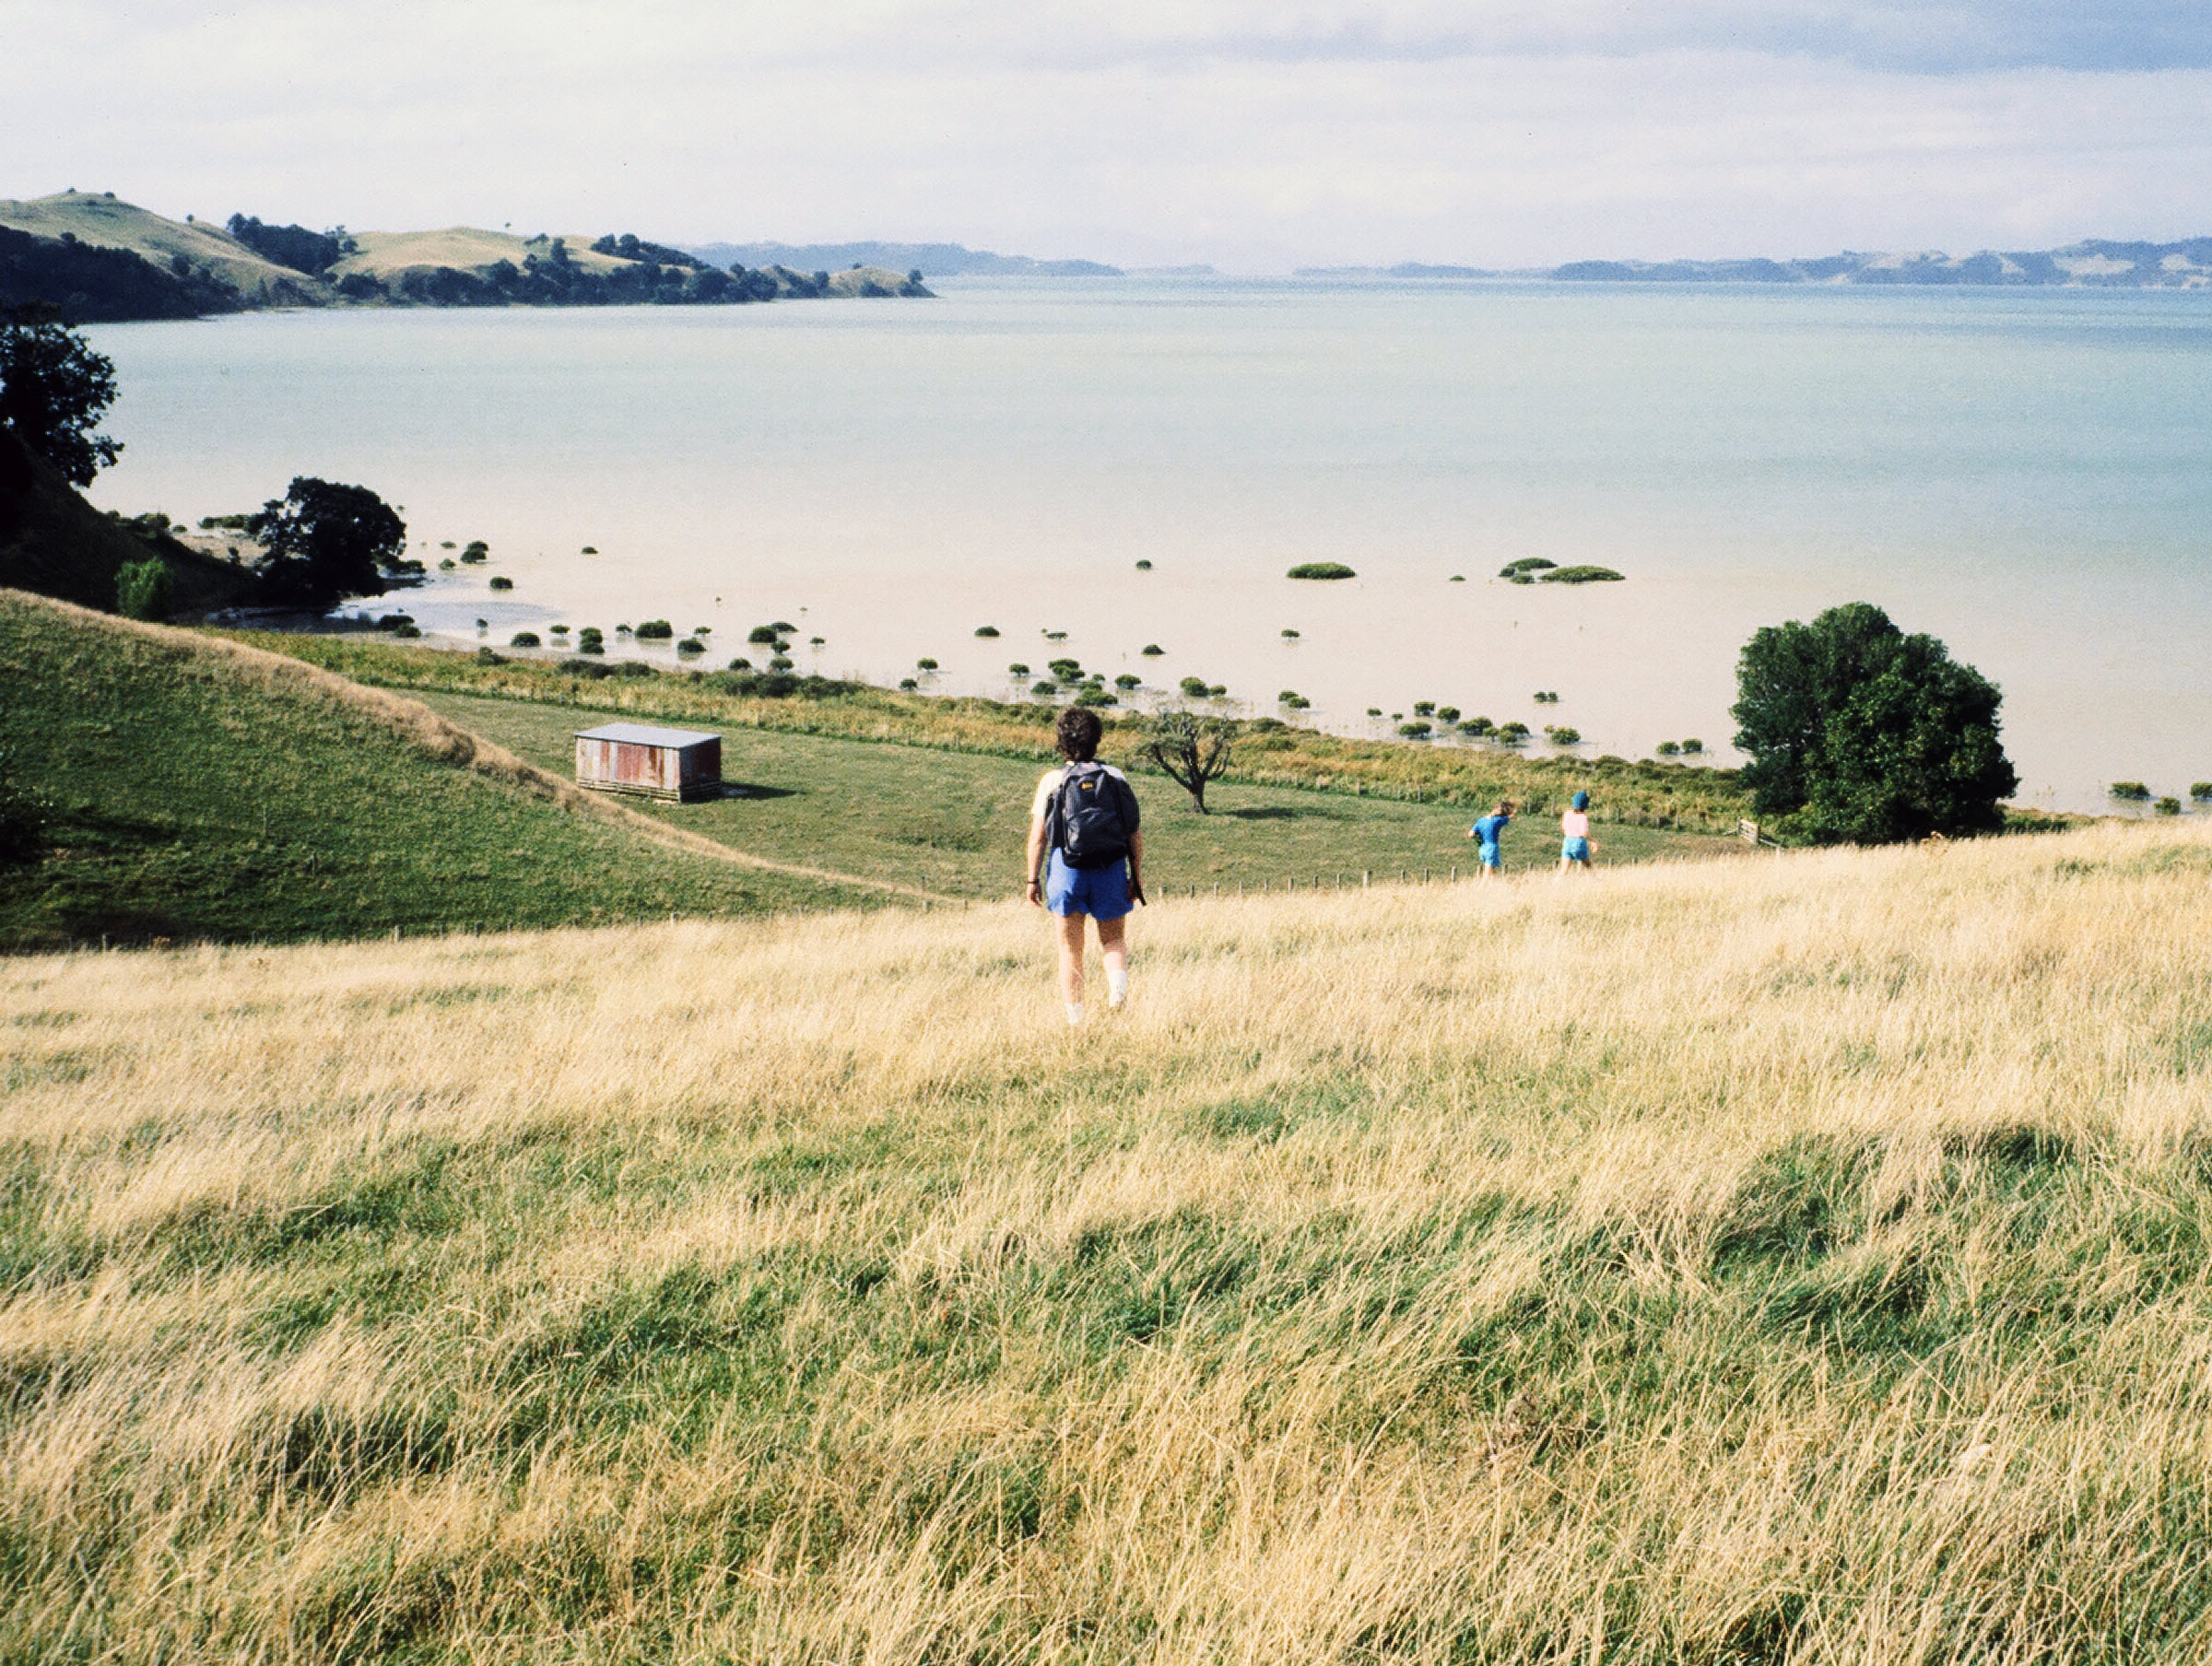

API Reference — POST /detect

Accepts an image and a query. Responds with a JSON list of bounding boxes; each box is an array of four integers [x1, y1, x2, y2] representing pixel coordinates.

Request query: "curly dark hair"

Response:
[[1055, 706, 1102, 761]]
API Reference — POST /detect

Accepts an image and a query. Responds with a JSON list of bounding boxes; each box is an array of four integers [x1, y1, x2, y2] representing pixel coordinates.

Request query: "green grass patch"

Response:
[[419, 690, 1748, 899]]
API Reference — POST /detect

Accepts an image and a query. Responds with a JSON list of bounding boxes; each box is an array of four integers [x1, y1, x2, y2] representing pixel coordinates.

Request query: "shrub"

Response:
[[1031, 681, 1057, 697], [1397, 721, 1432, 738], [1283, 695, 1311, 710], [1179, 676, 1210, 698], [1681, 739, 1703, 755], [1208, 684, 1227, 698], [581, 545, 597, 554], [1507, 572, 1534, 584], [577, 628, 604, 646], [746, 625, 779, 644], [900, 677, 918, 690], [488, 575, 513, 591], [809, 636, 824, 647], [770, 656, 794, 671], [1461, 716, 1494, 736], [459, 542, 488, 564], [1008, 663, 1030, 675], [1436, 706, 1460, 723], [974, 626, 1000, 637], [1547, 726, 1583, 745], [635, 619, 675, 639], [1656, 740, 1681, 757], [1281, 628, 1300, 639], [916, 657, 938, 671], [578, 638, 605, 655], [2110, 780, 2150, 800], [439, 540, 455, 549], [2156, 797, 2183, 816], [375, 614, 413, 630], [2192, 782, 2212, 803], [550, 624, 571, 636], [392, 623, 421, 638], [1043, 630, 1068, 641], [1141, 643, 1164, 656], [474, 646, 502, 665], [726, 657, 752, 671], [1115, 674, 1141, 689], [1135, 559, 1152, 569], [677, 638, 705, 655], [1287, 561, 1357, 580], [1412, 701, 1434, 717], [1499, 722, 1531, 743], [1076, 687, 1118, 708], [691, 626, 712, 636], [1278, 689, 1301, 704], [772, 639, 792, 654], [438, 557, 456, 570], [1500, 557, 1558, 577], [115, 557, 172, 620], [1450, 574, 1465, 581]]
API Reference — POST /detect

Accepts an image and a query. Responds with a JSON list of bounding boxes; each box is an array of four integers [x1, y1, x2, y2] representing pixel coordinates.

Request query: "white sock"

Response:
[[1106, 969, 1129, 1007], [1066, 1002, 1085, 1026]]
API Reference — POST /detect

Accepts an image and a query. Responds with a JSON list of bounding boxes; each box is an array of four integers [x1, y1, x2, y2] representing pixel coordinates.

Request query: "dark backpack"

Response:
[[1051, 762, 1137, 870]]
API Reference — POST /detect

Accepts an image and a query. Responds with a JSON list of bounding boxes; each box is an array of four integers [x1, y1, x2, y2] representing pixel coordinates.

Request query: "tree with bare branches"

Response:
[[1142, 710, 1235, 814]]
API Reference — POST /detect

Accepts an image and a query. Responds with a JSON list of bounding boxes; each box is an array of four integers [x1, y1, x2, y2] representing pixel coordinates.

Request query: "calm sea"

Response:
[[84, 277, 2212, 814]]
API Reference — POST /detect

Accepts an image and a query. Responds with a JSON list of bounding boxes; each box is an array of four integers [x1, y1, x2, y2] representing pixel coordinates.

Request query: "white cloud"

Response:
[[4, 1, 2210, 267]]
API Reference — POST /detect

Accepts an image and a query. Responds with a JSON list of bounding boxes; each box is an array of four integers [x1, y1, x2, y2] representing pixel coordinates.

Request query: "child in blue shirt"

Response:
[[1466, 800, 1514, 879]]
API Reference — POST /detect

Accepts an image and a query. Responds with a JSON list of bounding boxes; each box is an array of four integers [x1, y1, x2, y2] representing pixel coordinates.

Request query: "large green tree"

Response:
[[0, 312, 122, 486], [246, 477, 406, 608], [1732, 602, 2018, 843]]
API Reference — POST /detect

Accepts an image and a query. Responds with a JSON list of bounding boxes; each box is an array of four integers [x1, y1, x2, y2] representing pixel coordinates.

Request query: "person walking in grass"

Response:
[[1466, 799, 1514, 880], [1026, 707, 1145, 1026], [1559, 789, 1594, 876]]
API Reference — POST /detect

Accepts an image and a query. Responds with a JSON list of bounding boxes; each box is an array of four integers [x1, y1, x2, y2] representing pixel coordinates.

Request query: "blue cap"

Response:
[[1571, 791, 1589, 810]]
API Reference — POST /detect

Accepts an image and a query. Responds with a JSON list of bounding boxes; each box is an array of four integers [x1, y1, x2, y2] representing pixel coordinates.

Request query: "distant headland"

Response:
[[685, 240, 1122, 278], [0, 191, 936, 323], [1300, 240, 2212, 288]]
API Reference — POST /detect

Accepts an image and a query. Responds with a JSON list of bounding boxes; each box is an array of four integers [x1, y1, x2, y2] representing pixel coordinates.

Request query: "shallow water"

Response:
[[85, 277, 2212, 813]]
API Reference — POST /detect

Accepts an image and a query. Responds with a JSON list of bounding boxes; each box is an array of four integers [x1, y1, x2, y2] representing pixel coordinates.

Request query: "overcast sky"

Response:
[[7, 1, 2212, 269]]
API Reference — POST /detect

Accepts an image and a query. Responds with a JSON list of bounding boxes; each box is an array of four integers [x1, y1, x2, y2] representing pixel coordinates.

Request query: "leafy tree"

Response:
[[1142, 710, 1235, 814], [224, 215, 348, 275], [1732, 602, 2018, 843], [0, 312, 121, 485], [246, 477, 406, 608]]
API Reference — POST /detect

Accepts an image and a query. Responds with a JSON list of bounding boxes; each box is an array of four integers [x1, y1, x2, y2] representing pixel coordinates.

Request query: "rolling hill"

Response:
[[0, 590, 896, 949]]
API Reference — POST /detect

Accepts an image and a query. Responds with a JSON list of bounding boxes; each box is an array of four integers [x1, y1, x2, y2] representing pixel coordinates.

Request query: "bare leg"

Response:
[[1097, 912, 1128, 1003], [1056, 911, 1088, 1008]]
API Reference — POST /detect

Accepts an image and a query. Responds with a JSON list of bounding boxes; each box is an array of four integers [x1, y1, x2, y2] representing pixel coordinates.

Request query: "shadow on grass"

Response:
[[1222, 804, 1350, 822]]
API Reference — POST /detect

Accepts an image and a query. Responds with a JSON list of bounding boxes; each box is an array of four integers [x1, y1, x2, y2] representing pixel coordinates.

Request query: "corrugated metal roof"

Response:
[[574, 723, 722, 747]]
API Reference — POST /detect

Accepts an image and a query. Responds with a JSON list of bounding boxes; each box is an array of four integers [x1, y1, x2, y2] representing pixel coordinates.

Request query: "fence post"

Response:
[[1363, 870, 1371, 888]]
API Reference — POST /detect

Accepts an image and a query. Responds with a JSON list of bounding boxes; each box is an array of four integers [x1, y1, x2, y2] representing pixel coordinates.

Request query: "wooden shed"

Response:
[[573, 722, 723, 803]]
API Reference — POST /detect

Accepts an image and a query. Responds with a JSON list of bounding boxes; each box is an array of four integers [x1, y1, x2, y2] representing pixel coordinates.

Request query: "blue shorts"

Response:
[[1044, 851, 1131, 921], [1562, 837, 1591, 862], [1477, 842, 1502, 869]]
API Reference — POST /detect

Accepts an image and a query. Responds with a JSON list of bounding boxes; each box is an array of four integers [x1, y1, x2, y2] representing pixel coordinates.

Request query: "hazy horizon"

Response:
[[8, 2, 2212, 273]]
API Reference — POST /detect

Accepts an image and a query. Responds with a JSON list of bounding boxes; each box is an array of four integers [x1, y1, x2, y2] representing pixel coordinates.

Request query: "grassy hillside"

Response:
[[242, 631, 1760, 832], [422, 687, 1746, 898], [0, 190, 315, 300], [334, 228, 635, 281], [3, 818, 2209, 1660], [0, 432, 256, 616], [0, 592, 895, 949]]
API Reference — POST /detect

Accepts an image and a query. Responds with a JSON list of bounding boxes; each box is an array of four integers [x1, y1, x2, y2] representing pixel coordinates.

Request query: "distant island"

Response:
[[685, 240, 1122, 278], [0, 192, 935, 323], [1300, 240, 2212, 288]]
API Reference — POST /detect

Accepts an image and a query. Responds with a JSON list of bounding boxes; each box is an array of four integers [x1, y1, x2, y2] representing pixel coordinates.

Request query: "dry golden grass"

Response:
[[5, 819, 2212, 1661]]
